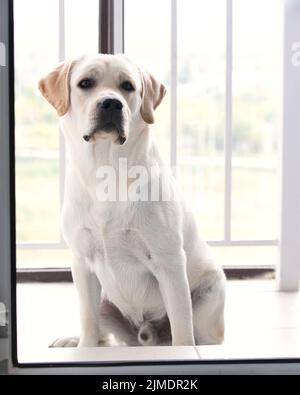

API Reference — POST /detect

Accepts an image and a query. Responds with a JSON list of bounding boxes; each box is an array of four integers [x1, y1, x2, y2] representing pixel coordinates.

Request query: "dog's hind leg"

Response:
[[192, 270, 226, 345]]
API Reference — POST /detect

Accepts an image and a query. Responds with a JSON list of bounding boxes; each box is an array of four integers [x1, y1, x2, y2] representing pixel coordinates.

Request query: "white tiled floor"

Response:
[[17, 280, 300, 364]]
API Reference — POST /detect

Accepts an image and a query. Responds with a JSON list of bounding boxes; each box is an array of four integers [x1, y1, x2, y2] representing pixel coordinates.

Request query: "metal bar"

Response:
[[58, 0, 65, 62], [17, 268, 73, 283], [99, 0, 108, 53], [17, 242, 67, 250], [58, 0, 66, 245], [16, 239, 277, 250], [278, 0, 300, 291], [16, 267, 275, 283], [113, 0, 124, 53], [224, 0, 233, 242], [99, 0, 114, 54], [0, 0, 14, 371], [208, 240, 277, 247], [170, 0, 177, 173]]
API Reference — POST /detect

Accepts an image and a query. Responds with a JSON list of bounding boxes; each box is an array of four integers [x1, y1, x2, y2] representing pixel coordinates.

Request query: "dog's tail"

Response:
[[100, 298, 171, 346], [100, 299, 159, 346], [137, 321, 158, 346]]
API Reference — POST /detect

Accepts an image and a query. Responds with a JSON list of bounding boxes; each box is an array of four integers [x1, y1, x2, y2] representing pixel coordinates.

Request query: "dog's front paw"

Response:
[[49, 337, 79, 348]]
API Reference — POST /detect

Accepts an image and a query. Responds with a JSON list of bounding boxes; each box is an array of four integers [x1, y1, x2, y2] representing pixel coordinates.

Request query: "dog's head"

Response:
[[38, 54, 166, 145]]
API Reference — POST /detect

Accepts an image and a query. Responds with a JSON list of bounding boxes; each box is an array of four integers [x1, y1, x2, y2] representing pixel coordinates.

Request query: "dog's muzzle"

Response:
[[83, 98, 127, 145]]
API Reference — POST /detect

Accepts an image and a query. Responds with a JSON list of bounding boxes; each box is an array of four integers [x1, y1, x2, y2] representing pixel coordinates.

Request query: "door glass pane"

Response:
[[177, 0, 226, 240], [124, 0, 171, 162], [232, 0, 282, 240], [15, 0, 99, 268], [15, 0, 60, 242]]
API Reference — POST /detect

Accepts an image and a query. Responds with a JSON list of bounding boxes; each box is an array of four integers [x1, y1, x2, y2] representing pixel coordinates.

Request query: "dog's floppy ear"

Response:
[[38, 60, 73, 117], [140, 69, 166, 124]]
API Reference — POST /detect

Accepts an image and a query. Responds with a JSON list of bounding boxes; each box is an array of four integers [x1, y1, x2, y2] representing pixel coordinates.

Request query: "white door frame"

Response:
[[0, 0, 13, 374], [278, 0, 300, 291]]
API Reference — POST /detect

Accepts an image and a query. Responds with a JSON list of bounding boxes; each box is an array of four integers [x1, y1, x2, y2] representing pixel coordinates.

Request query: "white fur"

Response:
[[56, 54, 225, 347]]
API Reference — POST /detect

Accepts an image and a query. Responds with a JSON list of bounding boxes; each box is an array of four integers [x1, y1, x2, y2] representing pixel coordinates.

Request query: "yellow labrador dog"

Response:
[[39, 54, 226, 347]]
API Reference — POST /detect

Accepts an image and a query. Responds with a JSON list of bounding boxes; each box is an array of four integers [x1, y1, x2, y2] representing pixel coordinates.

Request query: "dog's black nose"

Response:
[[100, 98, 123, 111]]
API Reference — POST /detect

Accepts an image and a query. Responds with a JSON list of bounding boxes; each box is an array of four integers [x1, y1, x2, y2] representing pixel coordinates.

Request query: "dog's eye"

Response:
[[78, 78, 95, 90], [120, 81, 135, 92]]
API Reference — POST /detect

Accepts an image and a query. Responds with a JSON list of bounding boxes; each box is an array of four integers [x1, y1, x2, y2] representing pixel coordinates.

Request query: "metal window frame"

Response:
[[170, 0, 177, 173], [16, 267, 275, 283], [224, 0, 233, 243], [0, 0, 15, 372], [277, 0, 300, 291], [16, 0, 125, 252], [99, 0, 124, 54], [16, 0, 277, 252]]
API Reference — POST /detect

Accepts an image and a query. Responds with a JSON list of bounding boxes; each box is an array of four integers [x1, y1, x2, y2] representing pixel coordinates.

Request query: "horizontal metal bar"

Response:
[[16, 266, 275, 283], [16, 153, 278, 169], [208, 240, 278, 247], [16, 242, 66, 250], [16, 239, 277, 250], [17, 268, 72, 283]]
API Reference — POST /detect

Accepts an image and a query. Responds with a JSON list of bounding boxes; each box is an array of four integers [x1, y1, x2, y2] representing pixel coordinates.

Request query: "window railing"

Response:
[[15, 0, 300, 290], [17, 0, 277, 250]]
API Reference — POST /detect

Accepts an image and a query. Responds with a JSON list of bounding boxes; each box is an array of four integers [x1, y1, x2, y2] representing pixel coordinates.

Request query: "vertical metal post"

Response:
[[170, 0, 177, 173], [59, 0, 66, 243], [113, 0, 124, 53], [0, 0, 14, 373], [99, 0, 113, 53], [278, 0, 300, 291], [224, 0, 233, 242], [99, 0, 124, 54]]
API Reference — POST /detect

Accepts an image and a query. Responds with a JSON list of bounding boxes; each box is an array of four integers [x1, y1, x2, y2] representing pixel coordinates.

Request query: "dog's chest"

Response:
[[98, 261, 164, 325], [90, 206, 165, 325], [96, 234, 165, 325]]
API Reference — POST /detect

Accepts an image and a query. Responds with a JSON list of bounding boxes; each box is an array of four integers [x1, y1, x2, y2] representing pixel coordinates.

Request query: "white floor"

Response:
[[17, 280, 300, 364]]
